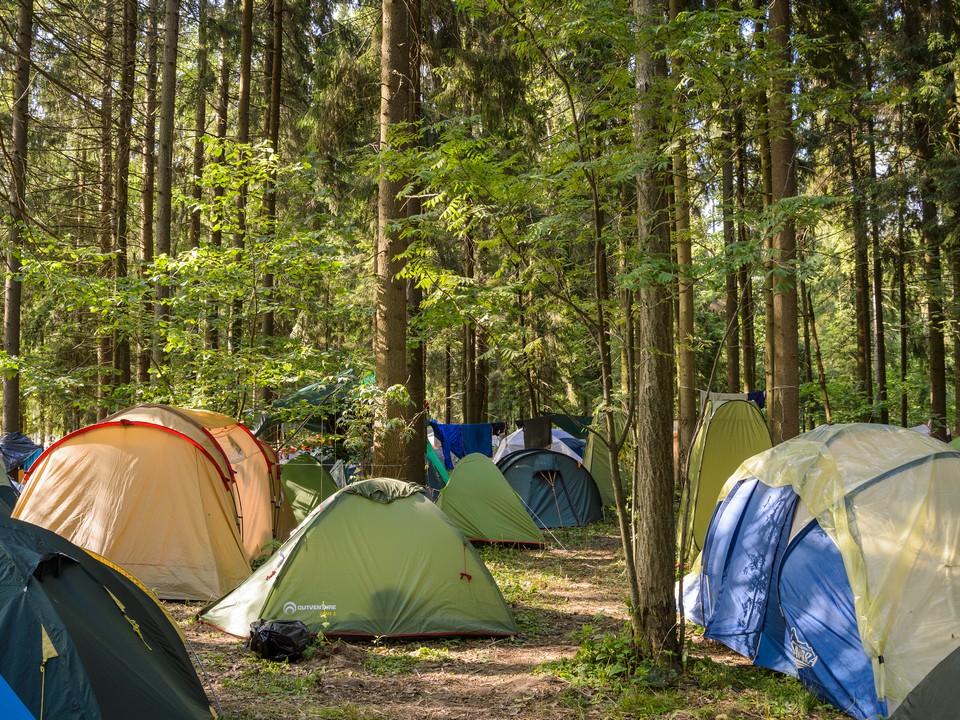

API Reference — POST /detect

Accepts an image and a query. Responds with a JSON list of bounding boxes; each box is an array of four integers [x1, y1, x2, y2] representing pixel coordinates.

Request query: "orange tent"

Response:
[[14, 404, 293, 600]]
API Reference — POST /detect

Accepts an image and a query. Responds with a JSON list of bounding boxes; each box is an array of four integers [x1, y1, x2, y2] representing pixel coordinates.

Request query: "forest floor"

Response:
[[169, 522, 849, 720]]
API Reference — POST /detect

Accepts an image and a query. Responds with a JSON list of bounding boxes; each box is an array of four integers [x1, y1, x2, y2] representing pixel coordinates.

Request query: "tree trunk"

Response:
[[722, 111, 740, 393], [767, 0, 800, 443], [373, 0, 413, 479], [97, 0, 115, 419], [114, 0, 136, 386], [139, 0, 159, 384], [155, 0, 180, 366], [849, 125, 873, 418], [3, 0, 33, 433], [189, 0, 209, 251], [231, 0, 253, 355], [868, 108, 888, 424], [670, 0, 695, 492], [462, 235, 477, 423], [735, 104, 756, 391], [633, 0, 679, 661], [208, 5, 233, 351]]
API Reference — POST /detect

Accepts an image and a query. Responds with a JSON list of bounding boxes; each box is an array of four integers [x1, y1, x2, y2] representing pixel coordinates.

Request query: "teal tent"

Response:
[[201, 478, 518, 639], [281, 453, 340, 525], [437, 454, 544, 546], [0, 516, 216, 719], [497, 450, 603, 528]]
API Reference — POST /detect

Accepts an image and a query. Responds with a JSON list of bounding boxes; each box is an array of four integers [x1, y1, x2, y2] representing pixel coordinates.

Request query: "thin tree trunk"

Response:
[[670, 0, 695, 493], [802, 280, 831, 423], [462, 235, 477, 423], [155, 0, 180, 366], [114, 0, 136, 386], [735, 103, 756, 391], [208, 7, 233, 351], [868, 108, 888, 424], [97, 0, 115, 419], [722, 111, 740, 392], [231, 0, 253, 354], [189, 0, 209, 251], [3, 0, 33, 433], [138, 0, 159, 384], [849, 125, 873, 418]]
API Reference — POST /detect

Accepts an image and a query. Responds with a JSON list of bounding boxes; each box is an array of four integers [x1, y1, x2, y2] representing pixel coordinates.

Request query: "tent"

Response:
[[497, 449, 603, 528], [14, 404, 291, 600], [437, 453, 545, 547], [200, 477, 518, 639], [0, 475, 17, 518], [492, 428, 584, 463], [0, 516, 216, 719], [679, 398, 771, 559], [0, 431, 41, 475], [281, 453, 340, 525], [682, 423, 960, 720]]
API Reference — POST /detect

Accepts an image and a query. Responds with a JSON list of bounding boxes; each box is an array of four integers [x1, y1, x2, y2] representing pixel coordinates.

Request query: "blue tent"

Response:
[[683, 423, 960, 720], [497, 449, 602, 529]]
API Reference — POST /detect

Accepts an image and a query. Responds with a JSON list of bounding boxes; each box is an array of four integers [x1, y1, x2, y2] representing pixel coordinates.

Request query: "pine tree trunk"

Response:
[[3, 0, 33, 433], [114, 0, 136, 386], [373, 0, 413, 479], [138, 0, 159, 384], [633, 0, 679, 661], [189, 0, 209, 251], [767, 0, 800, 443], [97, 0, 115, 419], [155, 0, 180, 366]]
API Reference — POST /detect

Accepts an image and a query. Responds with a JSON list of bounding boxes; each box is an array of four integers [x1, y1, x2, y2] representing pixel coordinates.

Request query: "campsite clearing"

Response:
[[173, 522, 848, 720]]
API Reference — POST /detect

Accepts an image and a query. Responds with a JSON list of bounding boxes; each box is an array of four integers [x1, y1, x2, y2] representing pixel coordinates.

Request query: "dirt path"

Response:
[[171, 529, 629, 720]]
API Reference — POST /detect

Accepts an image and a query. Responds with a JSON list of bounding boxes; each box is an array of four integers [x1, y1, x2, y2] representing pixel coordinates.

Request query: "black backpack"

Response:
[[246, 619, 313, 661]]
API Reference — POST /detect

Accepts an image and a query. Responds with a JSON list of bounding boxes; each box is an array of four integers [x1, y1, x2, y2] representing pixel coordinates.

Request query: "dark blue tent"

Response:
[[0, 432, 40, 474], [0, 516, 216, 719], [496, 449, 602, 528]]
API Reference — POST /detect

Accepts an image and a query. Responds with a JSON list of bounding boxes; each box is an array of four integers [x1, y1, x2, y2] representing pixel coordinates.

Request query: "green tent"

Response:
[[200, 477, 518, 639], [680, 398, 772, 560], [437, 454, 544, 547], [281, 453, 340, 525], [0, 516, 215, 719]]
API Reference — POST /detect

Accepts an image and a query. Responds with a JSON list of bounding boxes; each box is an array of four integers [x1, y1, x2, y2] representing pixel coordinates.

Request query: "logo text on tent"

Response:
[[283, 601, 336, 615], [790, 628, 818, 670]]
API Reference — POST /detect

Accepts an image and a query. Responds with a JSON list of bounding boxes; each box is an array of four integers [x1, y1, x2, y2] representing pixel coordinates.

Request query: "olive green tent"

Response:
[[680, 398, 771, 560], [200, 477, 518, 639], [281, 453, 340, 525], [437, 454, 544, 547]]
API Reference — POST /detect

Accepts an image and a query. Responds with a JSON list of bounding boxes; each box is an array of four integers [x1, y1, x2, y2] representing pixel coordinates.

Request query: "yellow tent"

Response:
[[14, 404, 292, 600]]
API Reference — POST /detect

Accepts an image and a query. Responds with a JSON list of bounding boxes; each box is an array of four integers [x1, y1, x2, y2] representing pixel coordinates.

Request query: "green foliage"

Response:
[[364, 646, 450, 675]]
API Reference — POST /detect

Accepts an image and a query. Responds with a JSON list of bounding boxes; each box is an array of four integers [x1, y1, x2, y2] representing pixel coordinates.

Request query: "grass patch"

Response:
[[223, 658, 323, 695], [364, 645, 450, 675]]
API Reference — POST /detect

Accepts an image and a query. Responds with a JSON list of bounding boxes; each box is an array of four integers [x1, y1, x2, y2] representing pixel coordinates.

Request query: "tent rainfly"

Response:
[[0, 516, 216, 719], [281, 453, 340, 525], [497, 449, 603, 528], [14, 404, 294, 600], [437, 453, 545, 547], [683, 423, 960, 719], [679, 398, 771, 560], [200, 477, 518, 639]]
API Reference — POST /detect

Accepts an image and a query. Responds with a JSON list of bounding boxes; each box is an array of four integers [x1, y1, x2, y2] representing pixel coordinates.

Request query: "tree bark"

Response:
[[97, 0, 115, 419], [155, 0, 180, 365], [767, 0, 800, 443], [3, 0, 33, 433], [633, 0, 679, 661], [114, 0, 136, 386], [139, 0, 159, 384], [373, 0, 413, 479]]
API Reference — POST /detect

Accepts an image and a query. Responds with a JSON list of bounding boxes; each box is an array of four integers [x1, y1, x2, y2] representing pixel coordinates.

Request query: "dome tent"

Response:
[[200, 477, 518, 639], [437, 453, 544, 547], [683, 423, 960, 719], [280, 453, 340, 525], [14, 404, 292, 600], [0, 516, 216, 719], [679, 398, 771, 560], [497, 449, 603, 528]]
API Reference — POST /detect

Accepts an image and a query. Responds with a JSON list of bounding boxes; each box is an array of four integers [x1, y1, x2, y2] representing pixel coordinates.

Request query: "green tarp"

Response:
[[281, 453, 340, 525], [200, 477, 518, 639], [437, 454, 544, 546]]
